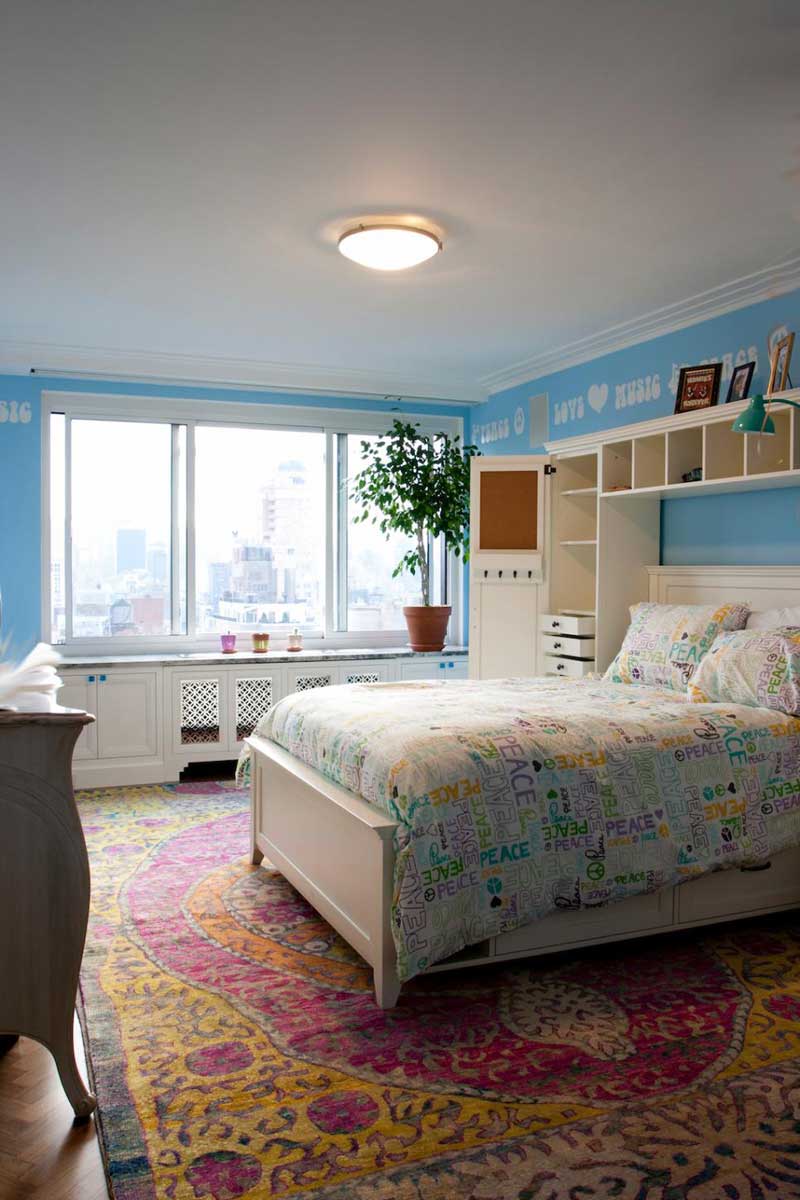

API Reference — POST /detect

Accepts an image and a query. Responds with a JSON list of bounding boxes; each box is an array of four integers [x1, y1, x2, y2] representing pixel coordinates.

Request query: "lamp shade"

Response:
[[338, 224, 441, 271], [731, 394, 775, 436]]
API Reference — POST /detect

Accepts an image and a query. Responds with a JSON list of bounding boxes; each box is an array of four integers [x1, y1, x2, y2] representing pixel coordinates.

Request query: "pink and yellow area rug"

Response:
[[78, 782, 800, 1200]]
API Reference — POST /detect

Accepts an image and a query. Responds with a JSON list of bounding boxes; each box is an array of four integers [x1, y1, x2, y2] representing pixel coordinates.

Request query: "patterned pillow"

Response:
[[688, 627, 800, 715], [604, 602, 750, 692]]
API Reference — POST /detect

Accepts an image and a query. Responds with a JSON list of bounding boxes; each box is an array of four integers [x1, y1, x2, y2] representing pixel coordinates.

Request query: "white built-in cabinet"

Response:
[[469, 391, 800, 681], [58, 653, 467, 788], [58, 669, 160, 770]]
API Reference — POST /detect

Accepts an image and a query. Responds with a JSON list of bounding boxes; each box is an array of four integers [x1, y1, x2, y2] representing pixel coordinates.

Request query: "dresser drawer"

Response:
[[676, 847, 800, 924], [542, 633, 595, 659], [540, 613, 596, 637], [545, 656, 595, 679]]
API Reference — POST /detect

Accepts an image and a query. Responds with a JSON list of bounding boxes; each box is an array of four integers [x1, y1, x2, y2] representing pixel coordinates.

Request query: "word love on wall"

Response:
[[0, 400, 32, 425], [554, 376, 663, 427]]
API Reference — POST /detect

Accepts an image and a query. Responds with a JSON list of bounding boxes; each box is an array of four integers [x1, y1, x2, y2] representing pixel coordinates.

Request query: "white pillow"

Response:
[[747, 606, 800, 630]]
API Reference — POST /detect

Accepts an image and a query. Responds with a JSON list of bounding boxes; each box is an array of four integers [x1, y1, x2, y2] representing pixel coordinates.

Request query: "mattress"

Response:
[[250, 676, 800, 981]]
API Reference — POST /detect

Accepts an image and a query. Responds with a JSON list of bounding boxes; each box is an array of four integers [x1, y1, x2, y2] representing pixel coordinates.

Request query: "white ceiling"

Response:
[[1, 0, 799, 402]]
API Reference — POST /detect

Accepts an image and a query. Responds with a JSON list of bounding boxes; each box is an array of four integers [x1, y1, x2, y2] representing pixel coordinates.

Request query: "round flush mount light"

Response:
[[337, 223, 442, 271]]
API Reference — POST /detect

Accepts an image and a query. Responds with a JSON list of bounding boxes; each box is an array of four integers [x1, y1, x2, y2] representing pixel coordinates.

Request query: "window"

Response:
[[342, 434, 436, 631], [195, 426, 326, 635], [46, 395, 461, 649]]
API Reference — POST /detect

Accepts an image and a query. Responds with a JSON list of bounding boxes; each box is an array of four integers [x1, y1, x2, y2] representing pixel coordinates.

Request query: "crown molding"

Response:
[[480, 253, 800, 397], [0, 339, 482, 407]]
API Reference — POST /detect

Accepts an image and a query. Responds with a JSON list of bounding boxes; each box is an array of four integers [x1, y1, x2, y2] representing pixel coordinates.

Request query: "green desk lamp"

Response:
[[731, 393, 800, 436]]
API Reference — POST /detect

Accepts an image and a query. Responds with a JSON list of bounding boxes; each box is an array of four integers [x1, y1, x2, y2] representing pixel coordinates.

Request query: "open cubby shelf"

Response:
[[594, 401, 800, 499]]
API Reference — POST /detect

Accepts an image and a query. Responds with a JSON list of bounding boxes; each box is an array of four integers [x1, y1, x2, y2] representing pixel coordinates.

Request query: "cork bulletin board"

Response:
[[479, 469, 538, 550]]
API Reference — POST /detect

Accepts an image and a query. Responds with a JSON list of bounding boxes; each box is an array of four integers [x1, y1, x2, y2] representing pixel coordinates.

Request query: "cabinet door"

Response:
[[173, 671, 228, 755], [337, 661, 394, 685], [232, 670, 286, 748], [286, 665, 337, 694], [58, 674, 98, 760], [469, 454, 550, 578], [471, 581, 540, 679], [400, 658, 467, 681], [96, 670, 159, 760]]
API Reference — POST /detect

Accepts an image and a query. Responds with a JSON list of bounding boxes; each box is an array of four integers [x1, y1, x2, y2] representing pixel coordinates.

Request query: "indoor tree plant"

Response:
[[350, 419, 480, 651]]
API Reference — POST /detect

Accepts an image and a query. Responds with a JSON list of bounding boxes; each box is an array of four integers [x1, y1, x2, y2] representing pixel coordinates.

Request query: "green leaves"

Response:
[[349, 420, 481, 605]]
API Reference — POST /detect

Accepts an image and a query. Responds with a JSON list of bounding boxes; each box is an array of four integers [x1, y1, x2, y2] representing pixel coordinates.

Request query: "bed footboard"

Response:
[[248, 735, 402, 1008]]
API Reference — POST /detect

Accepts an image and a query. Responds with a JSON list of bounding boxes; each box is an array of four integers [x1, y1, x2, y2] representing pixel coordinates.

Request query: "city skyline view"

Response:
[[50, 418, 431, 642]]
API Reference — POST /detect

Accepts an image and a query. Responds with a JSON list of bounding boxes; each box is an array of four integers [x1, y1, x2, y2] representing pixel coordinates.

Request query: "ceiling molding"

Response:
[[0, 339, 482, 407], [480, 253, 800, 397]]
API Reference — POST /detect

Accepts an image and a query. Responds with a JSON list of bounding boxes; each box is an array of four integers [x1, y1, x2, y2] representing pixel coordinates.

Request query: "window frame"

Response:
[[41, 390, 464, 654]]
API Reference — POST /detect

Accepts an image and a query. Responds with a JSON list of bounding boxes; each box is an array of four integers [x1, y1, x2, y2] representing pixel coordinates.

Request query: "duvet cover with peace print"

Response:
[[254, 676, 800, 982]]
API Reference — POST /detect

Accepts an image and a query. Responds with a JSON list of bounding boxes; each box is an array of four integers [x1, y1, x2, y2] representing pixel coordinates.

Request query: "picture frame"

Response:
[[674, 363, 722, 415], [725, 361, 755, 404], [767, 333, 794, 395]]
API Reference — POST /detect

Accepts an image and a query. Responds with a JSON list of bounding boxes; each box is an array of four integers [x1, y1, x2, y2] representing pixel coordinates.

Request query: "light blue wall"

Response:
[[0, 374, 470, 656], [467, 289, 800, 570]]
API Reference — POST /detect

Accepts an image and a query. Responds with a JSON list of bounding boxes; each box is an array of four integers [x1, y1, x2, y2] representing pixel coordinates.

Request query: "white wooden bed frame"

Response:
[[249, 565, 800, 1007]]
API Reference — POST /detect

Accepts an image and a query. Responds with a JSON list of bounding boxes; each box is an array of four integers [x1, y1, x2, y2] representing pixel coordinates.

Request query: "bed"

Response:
[[246, 566, 800, 1007]]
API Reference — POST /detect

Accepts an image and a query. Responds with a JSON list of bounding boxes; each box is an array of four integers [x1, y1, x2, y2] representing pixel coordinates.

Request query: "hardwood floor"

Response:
[[0, 1018, 107, 1200]]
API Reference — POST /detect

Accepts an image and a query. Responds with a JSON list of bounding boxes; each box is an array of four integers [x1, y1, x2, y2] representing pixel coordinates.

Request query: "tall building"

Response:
[[116, 529, 146, 574], [259, 461, 319, 606], [146, 543, 169, 587], [207, 561, 232, 612]]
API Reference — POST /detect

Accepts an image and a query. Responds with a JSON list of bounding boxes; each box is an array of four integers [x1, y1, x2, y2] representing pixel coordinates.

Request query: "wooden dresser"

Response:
[[0, 705, 97, 1118]]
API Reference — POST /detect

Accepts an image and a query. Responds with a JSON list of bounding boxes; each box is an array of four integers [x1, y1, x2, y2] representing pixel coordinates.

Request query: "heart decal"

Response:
[[587, 383, 608, 413]]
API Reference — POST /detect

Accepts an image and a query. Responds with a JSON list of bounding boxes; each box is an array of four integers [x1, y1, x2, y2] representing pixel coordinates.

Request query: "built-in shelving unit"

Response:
[[588, 396, 800, 501], [471, 389, 800, 685], [544, 388, 800, 674]]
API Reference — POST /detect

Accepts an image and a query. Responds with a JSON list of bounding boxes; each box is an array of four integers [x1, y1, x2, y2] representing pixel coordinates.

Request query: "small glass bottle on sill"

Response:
[[287, 628, 303, 652]]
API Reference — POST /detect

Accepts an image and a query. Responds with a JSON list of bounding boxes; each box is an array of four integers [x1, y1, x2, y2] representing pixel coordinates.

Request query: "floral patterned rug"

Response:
[[78, 782, 800, 1199]]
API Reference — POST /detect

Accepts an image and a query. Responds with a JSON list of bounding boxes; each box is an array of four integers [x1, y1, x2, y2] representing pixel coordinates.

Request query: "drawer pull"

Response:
[[552, 641, 563, 649], [551, 620, 560, 629], [740, 861, 771, 873], [556, 662, 565, 671]]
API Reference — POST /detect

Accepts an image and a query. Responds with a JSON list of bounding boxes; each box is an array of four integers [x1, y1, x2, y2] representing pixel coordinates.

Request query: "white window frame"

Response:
[[41, 391, 465, 654]]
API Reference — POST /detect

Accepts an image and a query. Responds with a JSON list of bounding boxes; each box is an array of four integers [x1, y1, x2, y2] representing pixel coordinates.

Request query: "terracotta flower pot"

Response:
[[403, 605, 452, 653]]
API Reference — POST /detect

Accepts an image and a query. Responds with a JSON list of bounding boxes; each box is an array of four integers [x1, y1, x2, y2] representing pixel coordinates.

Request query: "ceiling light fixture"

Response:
[[338, 223, 442, 271]]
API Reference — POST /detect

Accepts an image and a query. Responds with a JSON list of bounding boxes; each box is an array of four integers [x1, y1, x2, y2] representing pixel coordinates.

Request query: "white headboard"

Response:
[[648, 566, 800, 613]]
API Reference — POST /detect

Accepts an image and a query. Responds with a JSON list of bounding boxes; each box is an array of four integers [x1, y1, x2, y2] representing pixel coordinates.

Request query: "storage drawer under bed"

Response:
[[676, 848, 800, 924], [493, 890, 673, 957]]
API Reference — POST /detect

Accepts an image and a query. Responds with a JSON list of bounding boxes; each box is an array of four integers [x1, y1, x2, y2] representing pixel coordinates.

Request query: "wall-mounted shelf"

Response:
[[548, 391, 800, 504]]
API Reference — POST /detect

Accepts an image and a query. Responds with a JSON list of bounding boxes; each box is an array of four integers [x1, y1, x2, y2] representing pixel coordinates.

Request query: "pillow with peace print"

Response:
[[688, 626, 800, 716], [604, 601, 750, 693]]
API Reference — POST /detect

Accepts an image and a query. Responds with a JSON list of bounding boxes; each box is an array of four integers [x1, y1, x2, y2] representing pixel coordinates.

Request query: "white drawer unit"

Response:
[[544, 655, 595, 679], [541, 632, 595, 657], [540, 612, 596, 636]]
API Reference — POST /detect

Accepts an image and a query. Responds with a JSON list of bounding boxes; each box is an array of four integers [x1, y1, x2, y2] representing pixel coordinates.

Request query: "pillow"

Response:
[[688, 627, 800, 716], [604, 601, 750, 692], [747, 605, 800, 630]]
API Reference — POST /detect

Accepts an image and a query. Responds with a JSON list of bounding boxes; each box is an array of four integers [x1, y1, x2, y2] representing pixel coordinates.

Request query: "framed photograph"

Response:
[[674, 363, 722, 415], [725, 361, 755, 404], [767, 333, 794, 395]]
